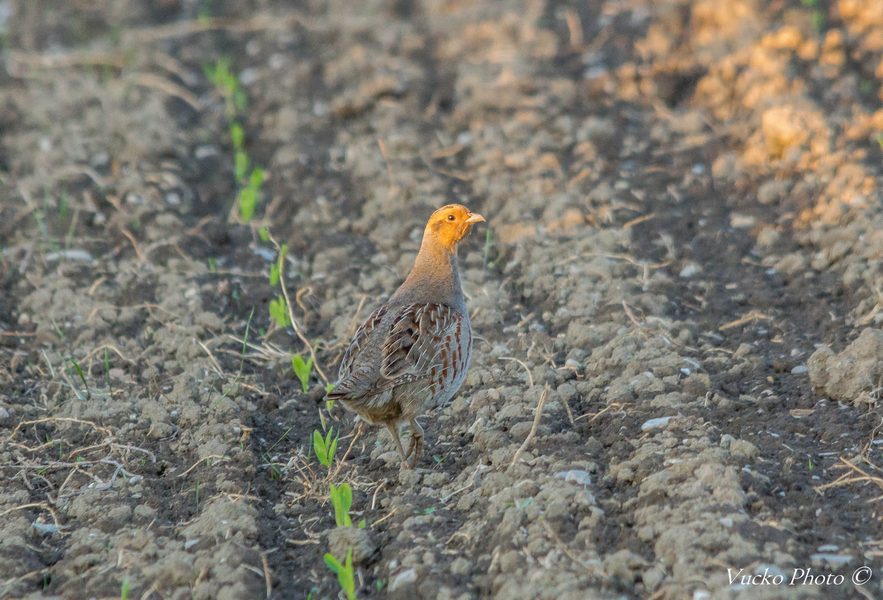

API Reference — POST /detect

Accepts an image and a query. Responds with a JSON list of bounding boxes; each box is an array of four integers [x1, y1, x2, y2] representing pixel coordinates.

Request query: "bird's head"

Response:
[[426, 204, 485, 251]]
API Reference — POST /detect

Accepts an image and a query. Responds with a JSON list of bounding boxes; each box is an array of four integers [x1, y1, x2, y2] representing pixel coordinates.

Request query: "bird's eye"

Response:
[[447, 214, 456, 221]]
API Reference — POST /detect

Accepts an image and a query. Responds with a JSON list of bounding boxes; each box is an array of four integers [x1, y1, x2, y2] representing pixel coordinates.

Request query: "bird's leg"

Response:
[[386, 422, 408, 464], [405, 418, 424, 468]]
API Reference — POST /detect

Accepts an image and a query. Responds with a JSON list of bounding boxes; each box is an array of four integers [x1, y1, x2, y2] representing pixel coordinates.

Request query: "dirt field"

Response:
[[1, 1, 882, 598]]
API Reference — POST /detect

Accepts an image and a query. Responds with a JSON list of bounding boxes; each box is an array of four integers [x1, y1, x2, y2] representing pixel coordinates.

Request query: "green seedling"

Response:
[[323, 549, 356, 600], [313, 428, 339, 469], [234, 149, 249, 182], [269, 295, 290, 328], [237, 167, 265, 223], [329, 482, 353, 527], [120, 577, 130, 600], [205, 58, 264, 223], [204, 58, 246, 115], [239, 307, 255, 377], [800, 0, 825, 32], [69, 359, 90, 399], [482, 227, 495, 269], [269, 243, 287, 288], [292, 354, 314, 393]]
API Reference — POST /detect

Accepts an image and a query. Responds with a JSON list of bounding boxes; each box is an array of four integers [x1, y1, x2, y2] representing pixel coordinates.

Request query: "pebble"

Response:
[[389, 568, 418, 591], [790, 364, 808, 375], [32, 521, 61, 535], [810, 553, 852, 567], [327, 527, 377, 564], [555, 469, 592, 486], [679, 263, 701, 278], [194, 145, 220, 160], [44, 249, 95, 263], [641, 416, 673, 431]]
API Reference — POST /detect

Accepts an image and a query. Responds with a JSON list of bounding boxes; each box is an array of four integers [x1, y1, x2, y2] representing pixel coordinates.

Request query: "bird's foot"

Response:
[[405, 419, 424, 468]]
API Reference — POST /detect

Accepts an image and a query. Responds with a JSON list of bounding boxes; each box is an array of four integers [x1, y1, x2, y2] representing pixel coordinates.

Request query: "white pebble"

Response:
[[641, 416, 673, 431]]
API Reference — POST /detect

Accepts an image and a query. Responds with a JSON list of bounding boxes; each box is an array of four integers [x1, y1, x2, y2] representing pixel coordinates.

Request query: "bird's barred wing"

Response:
[[380, 303, 464, 383], [327, 304, 389, 400], [337, 304, 388, 379]]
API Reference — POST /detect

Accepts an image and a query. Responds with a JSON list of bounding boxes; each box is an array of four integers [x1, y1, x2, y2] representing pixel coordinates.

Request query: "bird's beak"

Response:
[[465, 212, 485, 224]]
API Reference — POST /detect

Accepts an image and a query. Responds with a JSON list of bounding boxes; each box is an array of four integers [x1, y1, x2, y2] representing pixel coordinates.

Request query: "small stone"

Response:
[[757, 179, 788, 204], [554, 469, 592, 486], [729, 439, 759, 460], [32, 521, 61, 535], [90, 152, 110, 168], [756, 226, 780, 248], [730, 213, 756, 228], [44, 249, 95, 263], [195, 145, 220, 160], [327, 527, 377, 565], [679, 263, 701, 278], [810, 553, 852, 567], [640, 416, 673, 431], [450, 557, 471, 576], [683, 373, 711, 396], [791, 364, 808, 375], [389, 568, 418, 592]]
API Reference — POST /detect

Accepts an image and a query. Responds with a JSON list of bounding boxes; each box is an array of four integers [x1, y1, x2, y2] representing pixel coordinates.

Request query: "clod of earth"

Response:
[[808, 328, 883, 406]]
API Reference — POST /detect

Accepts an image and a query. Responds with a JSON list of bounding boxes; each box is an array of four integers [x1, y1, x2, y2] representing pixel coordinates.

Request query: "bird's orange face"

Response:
[[428, 204, 485, 250]]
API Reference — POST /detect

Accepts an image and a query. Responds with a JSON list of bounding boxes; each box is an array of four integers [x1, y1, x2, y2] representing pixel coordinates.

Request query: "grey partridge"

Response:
[[327, 204, 485, 468]]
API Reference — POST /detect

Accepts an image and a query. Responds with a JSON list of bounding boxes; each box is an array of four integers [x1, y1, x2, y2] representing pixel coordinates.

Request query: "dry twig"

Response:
[[508, 384, 550, 470]]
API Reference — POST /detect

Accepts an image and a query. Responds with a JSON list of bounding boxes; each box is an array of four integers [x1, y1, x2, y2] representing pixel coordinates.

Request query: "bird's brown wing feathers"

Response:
[[337, 304, 389, 378], [327, 304, 389, 400], [329, 302, 463, 400], [380, 303, 462, 382]]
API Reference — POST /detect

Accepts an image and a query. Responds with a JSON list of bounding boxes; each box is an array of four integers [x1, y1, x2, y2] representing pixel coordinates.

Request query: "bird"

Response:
[[326, 204, 485, 468]]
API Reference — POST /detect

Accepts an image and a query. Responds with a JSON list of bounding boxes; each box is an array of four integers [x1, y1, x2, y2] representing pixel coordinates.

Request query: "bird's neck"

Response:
[[393, 235, 464, 308]]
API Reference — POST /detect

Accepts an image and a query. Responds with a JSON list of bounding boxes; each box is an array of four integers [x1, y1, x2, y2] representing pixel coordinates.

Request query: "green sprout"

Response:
[[68, 358, 90, 399], [205, 58, 264, 223], [800, 0, 825, 33], [269, 295, 290, 328], [323, 549, 356, 600], [292, 354, 314, 393], [329, 482, 353, 527], [313, 428, 339, 469], [269, 243, 287, 288], [482, 227, 495, 269]]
